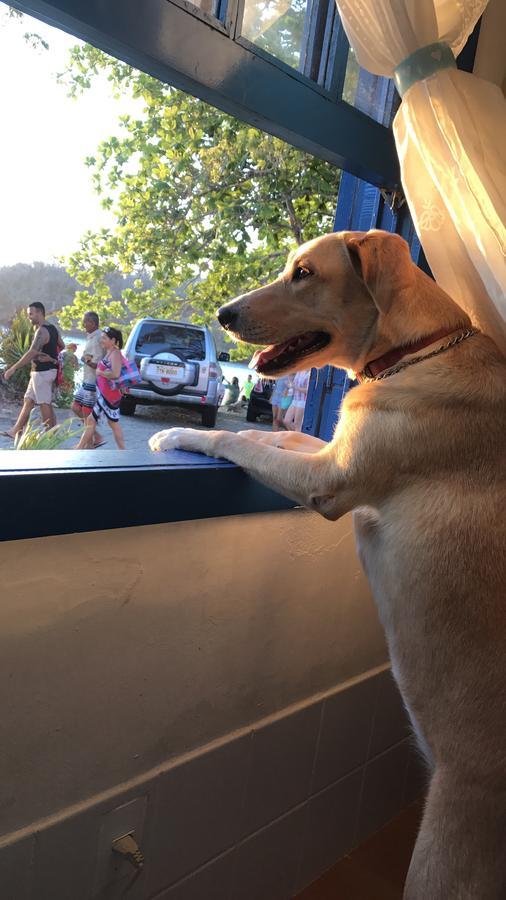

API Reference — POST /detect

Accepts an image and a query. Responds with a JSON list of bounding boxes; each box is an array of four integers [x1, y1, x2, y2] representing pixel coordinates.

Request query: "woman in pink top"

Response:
[[76, 326, 125, 449], [283, 369, 310, 432]]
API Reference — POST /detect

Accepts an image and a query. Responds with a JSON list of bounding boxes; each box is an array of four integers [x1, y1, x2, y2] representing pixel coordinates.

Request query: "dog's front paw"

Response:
[[149, 427, 217, 455], [149, 428, 191, 452]]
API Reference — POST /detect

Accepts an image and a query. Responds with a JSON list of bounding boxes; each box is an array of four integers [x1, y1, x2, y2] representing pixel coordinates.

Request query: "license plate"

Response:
[[154, 364, 182, 377]]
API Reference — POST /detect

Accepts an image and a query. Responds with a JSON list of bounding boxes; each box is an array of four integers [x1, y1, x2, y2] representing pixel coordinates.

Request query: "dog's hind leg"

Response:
[[404, 768, 506, 900]]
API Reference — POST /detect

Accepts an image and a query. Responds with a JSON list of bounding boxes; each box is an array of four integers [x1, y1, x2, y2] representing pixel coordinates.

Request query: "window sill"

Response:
[[0, 449, 296, 542]]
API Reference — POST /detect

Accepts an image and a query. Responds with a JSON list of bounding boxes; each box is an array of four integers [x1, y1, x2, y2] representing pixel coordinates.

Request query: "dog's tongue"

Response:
[[250, 341, 289, 370]]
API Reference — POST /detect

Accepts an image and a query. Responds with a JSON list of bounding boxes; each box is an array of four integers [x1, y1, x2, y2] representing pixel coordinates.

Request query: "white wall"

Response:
[[0, 508, 387, 839]]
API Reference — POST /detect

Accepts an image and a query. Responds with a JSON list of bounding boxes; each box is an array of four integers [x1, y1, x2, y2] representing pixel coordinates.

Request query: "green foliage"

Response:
[[1, 6, 49, 51], [14, 418, 80, 450], [245, 0, 307, 70], [0, 308, 33, 393], [55, 351, 78, 407], [342, 47, 360, 106], [54, 387, 74, 408], [61, 353, 76, 381], [57, 45, 341, 359]]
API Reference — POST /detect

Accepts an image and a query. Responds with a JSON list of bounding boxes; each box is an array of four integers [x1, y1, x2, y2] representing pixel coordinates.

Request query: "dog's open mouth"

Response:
[[250, 331, 330, 374]]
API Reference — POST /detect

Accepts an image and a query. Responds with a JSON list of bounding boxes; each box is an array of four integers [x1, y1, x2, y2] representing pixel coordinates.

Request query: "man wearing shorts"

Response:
[[72, 311, 105, 447], [3, 302, 63, 440]]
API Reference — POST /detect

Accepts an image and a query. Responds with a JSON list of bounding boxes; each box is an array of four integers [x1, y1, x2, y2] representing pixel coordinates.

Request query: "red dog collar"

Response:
[[359, 327, 460, 381]]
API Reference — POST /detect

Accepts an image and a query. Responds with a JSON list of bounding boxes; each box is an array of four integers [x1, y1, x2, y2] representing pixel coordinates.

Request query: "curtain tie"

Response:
[[394, 42, 456, 98]]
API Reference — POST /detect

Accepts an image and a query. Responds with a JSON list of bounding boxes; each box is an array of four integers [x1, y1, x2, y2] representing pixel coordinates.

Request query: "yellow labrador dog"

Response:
[[150, 230, 506, 899]]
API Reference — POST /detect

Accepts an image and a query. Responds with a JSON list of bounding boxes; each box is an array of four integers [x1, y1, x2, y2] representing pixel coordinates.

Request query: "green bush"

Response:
[[55, 350, 78, 407], [0, 309, 33, 394], [55, 385, 75, 408], [14, 418, 80, 450]]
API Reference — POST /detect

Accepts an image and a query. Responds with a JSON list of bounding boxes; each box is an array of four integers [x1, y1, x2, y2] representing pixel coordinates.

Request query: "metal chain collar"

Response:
[[360, 329, 480, 383]]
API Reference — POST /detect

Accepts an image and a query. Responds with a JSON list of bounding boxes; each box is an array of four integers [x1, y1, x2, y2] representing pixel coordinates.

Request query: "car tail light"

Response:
[[209, 363, 219, 378]]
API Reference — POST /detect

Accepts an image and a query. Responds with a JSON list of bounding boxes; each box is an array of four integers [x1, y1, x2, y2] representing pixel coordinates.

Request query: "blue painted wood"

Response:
[[0, 449, 232, 471], [0, 450, 295, 541], [302, 0, 341, 93], [7, 0, 399, 186], [318, 0, 342, 94], [302, 367, 350, 441]]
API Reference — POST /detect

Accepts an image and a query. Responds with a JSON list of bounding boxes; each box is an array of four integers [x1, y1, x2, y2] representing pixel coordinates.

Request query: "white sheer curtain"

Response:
[[336, 0, 506, 355]]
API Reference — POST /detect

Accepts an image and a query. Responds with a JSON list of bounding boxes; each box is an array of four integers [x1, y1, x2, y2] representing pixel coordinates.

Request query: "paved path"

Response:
[[0, 400, 271, 453]]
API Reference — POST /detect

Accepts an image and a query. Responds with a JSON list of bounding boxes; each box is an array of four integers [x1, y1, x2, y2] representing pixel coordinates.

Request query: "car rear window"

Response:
[[135, 323, 206, 360]]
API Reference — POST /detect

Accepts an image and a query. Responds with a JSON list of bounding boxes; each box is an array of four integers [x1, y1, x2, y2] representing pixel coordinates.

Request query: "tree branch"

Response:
[[282, 193, 303, 244]]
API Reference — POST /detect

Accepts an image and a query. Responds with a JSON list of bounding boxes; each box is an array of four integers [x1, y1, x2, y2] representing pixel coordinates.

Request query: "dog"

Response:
[[150, 230, 506, 899]]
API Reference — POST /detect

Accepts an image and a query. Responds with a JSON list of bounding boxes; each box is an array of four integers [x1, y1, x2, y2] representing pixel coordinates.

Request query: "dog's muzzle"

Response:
[[217, 305, 238, 331]]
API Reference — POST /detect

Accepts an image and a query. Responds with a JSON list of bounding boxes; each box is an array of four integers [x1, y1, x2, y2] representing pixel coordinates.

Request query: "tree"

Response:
[[243, 0, 307, 70], [57, 44, 341, 358], [0, 6, 49, 51], [0, 261, 151, 326], [0, 262, 78, 323]]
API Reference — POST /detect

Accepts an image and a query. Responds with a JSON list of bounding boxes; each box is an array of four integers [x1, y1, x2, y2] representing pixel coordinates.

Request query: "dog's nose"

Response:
[[217, 305, 238, 330]]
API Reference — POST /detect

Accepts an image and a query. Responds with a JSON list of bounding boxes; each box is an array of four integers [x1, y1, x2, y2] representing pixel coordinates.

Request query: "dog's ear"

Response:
[[344, 231, 415, 314]]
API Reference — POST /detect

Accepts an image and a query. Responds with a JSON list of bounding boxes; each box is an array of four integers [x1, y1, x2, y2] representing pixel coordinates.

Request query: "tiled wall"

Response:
[[0, 667, 427, 900]]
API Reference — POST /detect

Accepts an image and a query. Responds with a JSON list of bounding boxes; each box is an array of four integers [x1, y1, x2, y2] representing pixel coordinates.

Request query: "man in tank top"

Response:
[[3, 301, 64, 440]]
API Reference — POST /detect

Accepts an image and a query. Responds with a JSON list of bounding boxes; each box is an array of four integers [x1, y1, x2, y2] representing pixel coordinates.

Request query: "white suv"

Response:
[[121, 318, 227, 427]]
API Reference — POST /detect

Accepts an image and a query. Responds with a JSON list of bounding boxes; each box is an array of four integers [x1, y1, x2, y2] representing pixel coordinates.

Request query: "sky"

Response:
[[0, 10, 139, 267]]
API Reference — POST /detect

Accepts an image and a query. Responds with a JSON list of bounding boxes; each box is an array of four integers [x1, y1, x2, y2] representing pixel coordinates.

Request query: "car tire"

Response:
[[246, 406, 257, 423], [201, 405, 218, 428], [141, 350, 195, 397], [120, 396, 137, 416]]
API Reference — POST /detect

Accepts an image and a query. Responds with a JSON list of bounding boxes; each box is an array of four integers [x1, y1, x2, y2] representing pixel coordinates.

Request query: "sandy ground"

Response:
[[0, 396, 271, 452]]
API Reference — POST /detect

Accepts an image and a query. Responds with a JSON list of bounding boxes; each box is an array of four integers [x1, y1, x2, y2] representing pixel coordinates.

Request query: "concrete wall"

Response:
[[0, 509, 424, 899]]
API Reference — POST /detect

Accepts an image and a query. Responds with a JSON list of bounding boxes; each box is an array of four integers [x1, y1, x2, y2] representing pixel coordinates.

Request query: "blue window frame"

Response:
[[6, 0, 399, 186]]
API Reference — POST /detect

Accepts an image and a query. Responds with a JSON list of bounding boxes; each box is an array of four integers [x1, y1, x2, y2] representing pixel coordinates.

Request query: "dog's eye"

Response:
[[293, 266, 312, 281]]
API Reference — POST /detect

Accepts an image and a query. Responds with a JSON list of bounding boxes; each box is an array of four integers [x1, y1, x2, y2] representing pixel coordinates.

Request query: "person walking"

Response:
[[2, 302, 63, 440], [76, 326, 126, 450], [270, 373, 293, 431], [280, 374, 294, 418], [283, 369, 310, 432], [72, 311, 106, 447]]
